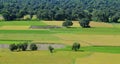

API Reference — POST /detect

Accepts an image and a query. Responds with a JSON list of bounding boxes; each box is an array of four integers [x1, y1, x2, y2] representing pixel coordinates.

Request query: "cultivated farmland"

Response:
[[0, 21, 120, 64]]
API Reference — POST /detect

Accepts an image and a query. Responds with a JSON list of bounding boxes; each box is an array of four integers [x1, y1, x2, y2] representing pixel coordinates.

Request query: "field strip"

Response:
[[76, 52, 120, 64], [0, 26, 30, 30]]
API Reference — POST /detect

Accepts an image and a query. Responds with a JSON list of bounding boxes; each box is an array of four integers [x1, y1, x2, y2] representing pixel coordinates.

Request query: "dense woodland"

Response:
[[0, 0, 120, 22]]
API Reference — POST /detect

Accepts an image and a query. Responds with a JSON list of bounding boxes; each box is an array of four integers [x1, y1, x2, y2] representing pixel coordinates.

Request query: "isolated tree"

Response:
[[79, 18, 91, 28], [48, 46, 54, 53], [72, 42, 80, 51], [62, 20, 73, 28], [9, 44, 18, 51], [30, 43, 38, 51]]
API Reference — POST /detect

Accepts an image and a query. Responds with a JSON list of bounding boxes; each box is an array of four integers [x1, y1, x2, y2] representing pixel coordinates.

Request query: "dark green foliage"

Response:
[[0, 0, 120, 22], [9, 43, 28, 52], [48, 46, 54, 53], [72, 42, 80, 51], [9, 44, 18, 51], [17, 43, 22, 51], [79, 18, 91, 28], [62, 20, 73, 27], [30, 43, 38, 51], [110, 13, 120, 23], [2, 12, 17, 21], [21, 43, 28, 51]]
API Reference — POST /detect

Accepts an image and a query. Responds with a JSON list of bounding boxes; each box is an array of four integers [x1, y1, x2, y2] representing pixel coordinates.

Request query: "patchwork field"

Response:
[[0, 21, 120, 64]]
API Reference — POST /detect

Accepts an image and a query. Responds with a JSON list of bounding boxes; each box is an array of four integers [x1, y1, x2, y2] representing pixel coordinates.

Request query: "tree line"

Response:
[[0, 0, 120, 22], [9, 42, 81, 53]]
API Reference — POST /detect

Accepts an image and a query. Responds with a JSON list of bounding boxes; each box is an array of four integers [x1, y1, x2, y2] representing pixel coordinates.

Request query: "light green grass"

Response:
[[81, 46, 120, 54], [0, 34, 60, 41], [0, 30, 53, 34], [0, 40, 31, 44], [58, 45, 120, 54]]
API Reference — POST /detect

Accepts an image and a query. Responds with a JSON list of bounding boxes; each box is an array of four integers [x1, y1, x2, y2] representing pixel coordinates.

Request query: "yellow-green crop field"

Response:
[[0, 21, 120, 64]]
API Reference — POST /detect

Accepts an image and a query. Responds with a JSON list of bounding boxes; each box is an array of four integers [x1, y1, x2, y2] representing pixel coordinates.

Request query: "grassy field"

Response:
[[0, 50, 91, 64], [0, 21, 120, 64]]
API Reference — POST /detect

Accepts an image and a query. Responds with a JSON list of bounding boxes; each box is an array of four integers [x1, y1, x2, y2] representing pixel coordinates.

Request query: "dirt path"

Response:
[[0, 43, 65, 50]]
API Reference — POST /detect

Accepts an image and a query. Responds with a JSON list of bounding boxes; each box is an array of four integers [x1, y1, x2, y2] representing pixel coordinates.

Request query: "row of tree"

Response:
[[9, 42, 81, 53], [9, 43, 37, 51], [0, 0, 120, 22], [62, 19, 90, 28]]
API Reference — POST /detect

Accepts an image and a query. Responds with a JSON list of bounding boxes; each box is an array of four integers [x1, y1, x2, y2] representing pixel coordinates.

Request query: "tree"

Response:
[[48, 46, 54, 53], [21, 43, 28, 51], [110, 12, 120, 23], [17, 43, 23, 51], [30, 43, 38, 51], [62, 20, 73, 28], [9, 44, 18, 51], [79, 18, 91, 28], [72, 42, 80, 51]]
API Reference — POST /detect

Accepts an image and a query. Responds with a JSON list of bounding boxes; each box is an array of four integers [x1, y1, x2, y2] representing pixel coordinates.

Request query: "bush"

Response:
[[23, 15, 31, 20], [62, 20, 73, 28], [21, 43, 28, 51], [30, 43, 38, 51], [72, 42, 80, 51], [9, 44, 18, 51], [79, 18, 91, 28], [48, 46, 54, 53]]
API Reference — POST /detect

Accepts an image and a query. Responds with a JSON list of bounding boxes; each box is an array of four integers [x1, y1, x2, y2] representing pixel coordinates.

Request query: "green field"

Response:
[[0, 21, 120, 64]]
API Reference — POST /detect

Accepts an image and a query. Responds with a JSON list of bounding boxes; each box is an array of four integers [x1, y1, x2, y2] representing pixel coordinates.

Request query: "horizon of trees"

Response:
[[0, 0, 120, 22]]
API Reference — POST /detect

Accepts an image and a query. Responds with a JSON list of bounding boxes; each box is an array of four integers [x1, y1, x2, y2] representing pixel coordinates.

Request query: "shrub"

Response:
[[30, 43, 38, 51], [79, 18, 91, 28], [23, 15, 31, 20], [48, 46, 54, 53], [72, 42, 80, 51], [9, 44, 18, 51], [21, 43, 28, 51], [62, 20, 73, 28]]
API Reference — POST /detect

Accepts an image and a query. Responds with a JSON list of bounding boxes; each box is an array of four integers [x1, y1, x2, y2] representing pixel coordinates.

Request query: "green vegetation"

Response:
[[72, 42, 80, 51], [0, 21, 120, 64], [51, 27, 120, 35], [48, 46, 54, 53], [9, 42, 29, 51], [0, 30, 52, 34], [79, 18, 91, 28], [81, 46, 120, 54], [0, 40, 31, 44], [0, 0, 120, 22], [62, 20, 73, 28], [30, 43, 38, 51]]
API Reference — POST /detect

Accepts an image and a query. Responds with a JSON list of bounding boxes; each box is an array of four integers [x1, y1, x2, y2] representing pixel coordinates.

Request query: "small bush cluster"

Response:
[[9, 43, 38, 52]]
